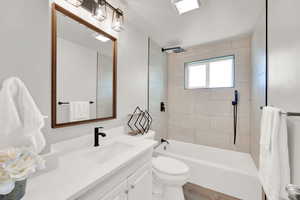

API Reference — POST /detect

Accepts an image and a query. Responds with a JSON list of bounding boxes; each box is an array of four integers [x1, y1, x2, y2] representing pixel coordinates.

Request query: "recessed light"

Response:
[[172, 0, 200, 15], [94, 34, 110, 42]]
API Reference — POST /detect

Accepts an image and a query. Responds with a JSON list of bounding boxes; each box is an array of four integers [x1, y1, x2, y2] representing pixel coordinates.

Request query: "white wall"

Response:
[[269, 0, 300, 184], [167, 36, 251, 153], [0, 0, 148, 151], [250, 9, 267, 167]]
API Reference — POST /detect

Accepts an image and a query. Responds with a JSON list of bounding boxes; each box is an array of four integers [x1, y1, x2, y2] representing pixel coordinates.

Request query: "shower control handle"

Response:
[[232, 90, 239, 145], [232, 90, 239, 105], [160, 102, 166, 112]]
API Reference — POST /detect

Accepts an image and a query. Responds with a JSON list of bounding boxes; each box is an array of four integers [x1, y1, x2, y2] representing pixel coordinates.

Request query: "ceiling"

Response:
[[123, 0, 265, 47]]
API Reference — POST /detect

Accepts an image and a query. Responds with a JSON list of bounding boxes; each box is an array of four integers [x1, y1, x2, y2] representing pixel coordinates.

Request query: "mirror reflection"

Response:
[[55, 10, 115, 125]]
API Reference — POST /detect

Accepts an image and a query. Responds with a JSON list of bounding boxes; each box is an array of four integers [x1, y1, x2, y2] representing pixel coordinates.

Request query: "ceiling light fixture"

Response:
[[64, 0, 83, 7], [94, 33, 110, 42], [64, 0, 125, 32], [111, 8, 124, 32], [172, 0, 200, 15], [93, 0, 107, 22]]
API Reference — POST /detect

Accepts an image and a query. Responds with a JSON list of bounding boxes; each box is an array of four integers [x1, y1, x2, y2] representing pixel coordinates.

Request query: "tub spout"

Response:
[[161, 138, 170, 145], [161, 138, 169, 150]]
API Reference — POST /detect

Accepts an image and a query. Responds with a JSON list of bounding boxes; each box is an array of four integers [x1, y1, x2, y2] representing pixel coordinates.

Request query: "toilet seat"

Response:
[[152, 156, 189, 186], [152, 156, 189, 176], [152, 156, 189, 200]]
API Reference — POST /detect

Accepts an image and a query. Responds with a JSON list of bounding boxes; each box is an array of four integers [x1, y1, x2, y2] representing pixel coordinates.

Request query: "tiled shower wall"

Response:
[[167, 36, 251, 153]]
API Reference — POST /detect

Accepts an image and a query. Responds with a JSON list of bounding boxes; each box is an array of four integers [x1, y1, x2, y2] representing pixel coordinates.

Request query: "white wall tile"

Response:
[[167, 36, 251, 152]]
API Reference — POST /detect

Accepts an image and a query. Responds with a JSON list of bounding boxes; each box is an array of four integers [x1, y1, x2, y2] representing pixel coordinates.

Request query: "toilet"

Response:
[[135, 131, 190, 200], [152, 156, 189, 200]]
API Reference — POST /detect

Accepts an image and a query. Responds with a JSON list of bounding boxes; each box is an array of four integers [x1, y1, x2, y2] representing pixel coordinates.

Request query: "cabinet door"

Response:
[[127, 164, 152, 200], [100, 180, 128, 200]]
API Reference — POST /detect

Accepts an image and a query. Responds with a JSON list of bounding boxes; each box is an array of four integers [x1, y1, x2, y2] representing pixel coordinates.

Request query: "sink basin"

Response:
[[82, 142, 134, 164], [55, 140, 135, 167]]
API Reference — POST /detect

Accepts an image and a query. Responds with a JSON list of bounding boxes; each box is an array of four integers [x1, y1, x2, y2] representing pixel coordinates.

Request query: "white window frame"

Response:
[[184, 55, 235, 89]]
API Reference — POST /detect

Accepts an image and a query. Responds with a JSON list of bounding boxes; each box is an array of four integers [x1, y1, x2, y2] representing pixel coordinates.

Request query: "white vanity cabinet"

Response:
[[99, 164, 152, 200], [77, 159, 153, 200], [127, 164, 152, 200], [101, 180, 128, 200]]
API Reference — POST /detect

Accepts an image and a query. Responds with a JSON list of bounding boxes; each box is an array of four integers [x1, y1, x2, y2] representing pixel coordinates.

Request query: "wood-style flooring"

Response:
[[183, 183, 240, 200]]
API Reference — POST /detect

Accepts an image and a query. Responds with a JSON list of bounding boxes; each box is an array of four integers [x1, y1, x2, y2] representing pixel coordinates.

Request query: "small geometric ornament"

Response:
[[127, 106, 153, 135]]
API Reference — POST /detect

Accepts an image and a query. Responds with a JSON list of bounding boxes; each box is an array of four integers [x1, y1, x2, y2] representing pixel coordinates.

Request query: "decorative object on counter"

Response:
[[64, 0, 125, 32], [127, 106, 152, 135], [0, 148, 45, 200], [286, 184, 300, 200], [0, 180, 26, 200]]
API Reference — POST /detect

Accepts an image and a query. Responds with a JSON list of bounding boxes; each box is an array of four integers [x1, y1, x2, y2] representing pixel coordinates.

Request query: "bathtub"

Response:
[[154, 140, 262, 200]]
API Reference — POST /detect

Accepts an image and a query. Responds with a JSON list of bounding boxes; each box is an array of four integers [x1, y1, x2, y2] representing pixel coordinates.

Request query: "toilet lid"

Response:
[[152, 156, 189, 176]]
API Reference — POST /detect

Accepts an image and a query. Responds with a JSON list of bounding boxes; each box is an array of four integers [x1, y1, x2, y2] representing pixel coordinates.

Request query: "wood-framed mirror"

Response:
[[51, 3, 117, 128]]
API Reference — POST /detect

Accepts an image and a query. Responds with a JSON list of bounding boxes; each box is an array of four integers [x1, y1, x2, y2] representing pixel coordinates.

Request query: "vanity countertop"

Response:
[[23, 134, 156, 200]]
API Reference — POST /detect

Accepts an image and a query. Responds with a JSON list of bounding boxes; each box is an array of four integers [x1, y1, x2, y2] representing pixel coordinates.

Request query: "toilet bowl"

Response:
[[152, 156, 189, 200], [132, 131, 189, 200]]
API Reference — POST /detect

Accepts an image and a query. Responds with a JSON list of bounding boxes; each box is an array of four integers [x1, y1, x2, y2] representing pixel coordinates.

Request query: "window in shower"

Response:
[[184, 55, 235, 89]]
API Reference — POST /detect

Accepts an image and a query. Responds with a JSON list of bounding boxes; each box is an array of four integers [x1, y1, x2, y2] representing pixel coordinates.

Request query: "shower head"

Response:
[[162, 47, 185, 53]]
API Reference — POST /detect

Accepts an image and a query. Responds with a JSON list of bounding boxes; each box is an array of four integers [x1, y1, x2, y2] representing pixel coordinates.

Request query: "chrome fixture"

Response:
[[112, 8, 124, 32], [94, 127, 106, 147], [162, 47, 185, 53], [161, 138, 170, 145], [92, 0, 107, 21], [64, 0, 124, 32], [286, 184, 300, 200], [161, 138, 170, 150], [65, 0, 84, 7]]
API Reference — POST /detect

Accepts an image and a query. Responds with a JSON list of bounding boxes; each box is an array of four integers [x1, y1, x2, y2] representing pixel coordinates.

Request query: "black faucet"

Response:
[[161, 138, 169, 145], [94, 127, 106, 147]]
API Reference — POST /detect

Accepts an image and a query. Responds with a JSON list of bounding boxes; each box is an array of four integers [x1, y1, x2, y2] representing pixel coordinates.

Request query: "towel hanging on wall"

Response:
[[0, 77, 46, 153], [259, 106, 290, 200]]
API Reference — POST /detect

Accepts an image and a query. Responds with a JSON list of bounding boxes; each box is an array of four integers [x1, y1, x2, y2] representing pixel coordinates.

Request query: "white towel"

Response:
[[0, 77, 46, 153], [69, 101, 90, 122], [259, 106, 290, 200]]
